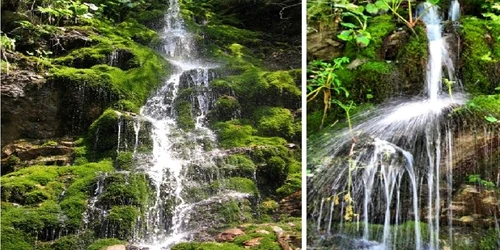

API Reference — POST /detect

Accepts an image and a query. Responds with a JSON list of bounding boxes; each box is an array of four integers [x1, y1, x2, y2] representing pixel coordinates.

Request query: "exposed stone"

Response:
[[105, 245, 126, 250], [216, 228, 245, 242], [243, 237, 263, 247], [307, 29, 344, 60]]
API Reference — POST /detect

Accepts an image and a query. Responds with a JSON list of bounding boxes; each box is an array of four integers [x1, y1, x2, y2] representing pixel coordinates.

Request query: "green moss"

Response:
[[254, 106, 297, 140], [210, 95, 241, 121], [461, 17, 500, 94], [0, 226, 33, 250], [220, 154, 256, 177], [396, 25, 428, 94], [260, 199, 279, 214], [215, 177, 259, 196], [87, 238, 124, 250], [114, 152, 133, 171], [113, 100, 140, 113], [214, 120, 288, 149]]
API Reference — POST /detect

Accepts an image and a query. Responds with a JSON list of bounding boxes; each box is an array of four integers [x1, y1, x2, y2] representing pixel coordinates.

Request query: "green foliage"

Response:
[[467, 174, 496, 189], [87, 238, 124, 250], [308, 57, 350, 129]]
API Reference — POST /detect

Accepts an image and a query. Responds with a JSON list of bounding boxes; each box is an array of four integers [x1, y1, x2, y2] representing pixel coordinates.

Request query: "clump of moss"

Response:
[[88, 109, 121, 154], [254, 106, 298, 141]]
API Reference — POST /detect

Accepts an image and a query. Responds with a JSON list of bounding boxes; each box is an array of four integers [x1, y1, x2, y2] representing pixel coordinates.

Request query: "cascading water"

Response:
[[125, 1, 248, 249], [308, 2, 466, 250]]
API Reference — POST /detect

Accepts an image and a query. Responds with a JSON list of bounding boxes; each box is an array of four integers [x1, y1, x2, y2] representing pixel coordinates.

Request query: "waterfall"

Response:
[[308, 1, 464, 249], [126, 1, 249, 249]]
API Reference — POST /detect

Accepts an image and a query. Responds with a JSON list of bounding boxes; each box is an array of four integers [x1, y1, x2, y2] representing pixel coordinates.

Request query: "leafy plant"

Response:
[[369, 0, 440, 35], [307, 56, 350, 128], [335, 2, 372, 47]]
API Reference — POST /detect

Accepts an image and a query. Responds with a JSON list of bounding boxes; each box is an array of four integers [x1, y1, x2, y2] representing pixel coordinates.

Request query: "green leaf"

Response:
[[337, 30, 353, 41], [356, 35, 370, 46], [366, 3, 379, 14]]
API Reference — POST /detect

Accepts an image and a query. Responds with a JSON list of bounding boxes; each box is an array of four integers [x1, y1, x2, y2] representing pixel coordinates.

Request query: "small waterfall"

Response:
[[308, 1, 465, 250]]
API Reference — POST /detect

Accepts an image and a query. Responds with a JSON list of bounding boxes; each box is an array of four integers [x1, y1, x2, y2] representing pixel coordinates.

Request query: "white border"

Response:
[[301, 0, 307, 249]]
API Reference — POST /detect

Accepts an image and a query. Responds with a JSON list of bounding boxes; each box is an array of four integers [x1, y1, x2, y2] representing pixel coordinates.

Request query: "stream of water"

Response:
[[308, 2, 466, 250]]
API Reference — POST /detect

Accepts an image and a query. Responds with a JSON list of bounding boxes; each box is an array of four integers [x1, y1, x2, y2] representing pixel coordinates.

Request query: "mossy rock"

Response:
[[209, 95, 241, 122]]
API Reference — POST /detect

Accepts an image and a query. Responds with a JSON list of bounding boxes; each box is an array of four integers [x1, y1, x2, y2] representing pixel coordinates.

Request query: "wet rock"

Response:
[[243, 237, 263, 247], [216, 228, 245, 242], [383, 30, 408, 60]]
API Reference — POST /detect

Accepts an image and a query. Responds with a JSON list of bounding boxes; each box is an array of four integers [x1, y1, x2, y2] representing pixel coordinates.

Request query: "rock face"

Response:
[[448, 185, 499, 227], [1, 139, 74, 175], [1, 69, 116, 147]]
